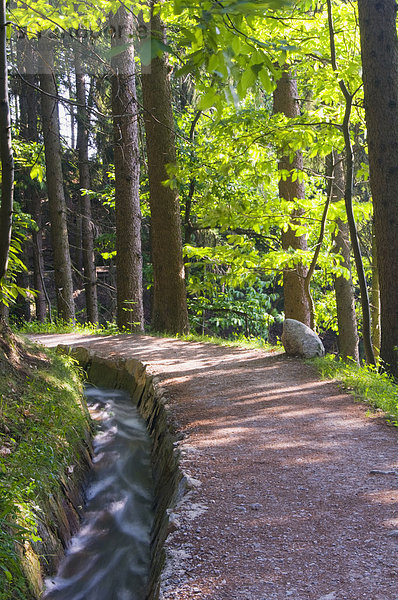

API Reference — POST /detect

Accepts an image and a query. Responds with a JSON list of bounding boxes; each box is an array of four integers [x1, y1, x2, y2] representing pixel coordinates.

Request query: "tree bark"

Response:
[[75, 52, 98, 324], [17, 34, 47, 321], [371, 221, 381, 360], [328, 152, 359, 363], [141, 6, 189, 334], [273, 71, 311, 327], [0, 0, 14, 281], [38, 35, 75, 322], [358, 0, 398, 378], [111, 7, 144, 332], [328, 0, 375, 366]]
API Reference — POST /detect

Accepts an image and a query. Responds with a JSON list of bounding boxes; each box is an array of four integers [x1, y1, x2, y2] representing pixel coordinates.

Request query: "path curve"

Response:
[[30, 334, 398, 600]]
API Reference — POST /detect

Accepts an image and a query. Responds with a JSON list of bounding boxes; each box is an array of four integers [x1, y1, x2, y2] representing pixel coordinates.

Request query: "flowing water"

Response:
[[44, 386, 154, 600]]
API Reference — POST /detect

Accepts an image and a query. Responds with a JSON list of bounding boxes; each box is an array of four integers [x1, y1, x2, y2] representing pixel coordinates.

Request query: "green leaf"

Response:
[[139, 38, 173, 66], [103, 42, 132, 60], [237, 66, 257, 98], [231, 35, 242, 55], [30, 164, 43, 183], [208, 52, 223, 73], [198, 89, 218, 110], [258, 67, 273, 93]]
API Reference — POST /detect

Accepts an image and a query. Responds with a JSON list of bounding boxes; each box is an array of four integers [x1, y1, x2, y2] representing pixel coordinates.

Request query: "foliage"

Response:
[[0, 206, 36, 308], [5, 0, 377, 350], [155, 329, 279, 351], [13, 318, 120, 336], [0, 331, 90, 599], [187, 278, 282, 339], [312, 355, 398, 424]]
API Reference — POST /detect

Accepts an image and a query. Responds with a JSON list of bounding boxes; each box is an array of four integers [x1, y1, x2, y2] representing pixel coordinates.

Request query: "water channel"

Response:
[[44, 386, 154, 600]]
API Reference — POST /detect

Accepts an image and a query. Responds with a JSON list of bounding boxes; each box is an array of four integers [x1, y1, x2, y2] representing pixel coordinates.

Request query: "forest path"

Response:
[[30, 333, 398, 600]]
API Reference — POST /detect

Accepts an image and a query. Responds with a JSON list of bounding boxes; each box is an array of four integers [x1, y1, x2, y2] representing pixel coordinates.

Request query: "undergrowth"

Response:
[[312, 355, 398, 424], [14, 319, 279, 351], [173, 331, 278, 350], [0, 328, 90, 599], [13, 318, 120, 336]]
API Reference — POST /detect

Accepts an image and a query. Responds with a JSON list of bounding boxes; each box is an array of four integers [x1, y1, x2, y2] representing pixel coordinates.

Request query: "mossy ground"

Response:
[[0, 321, 91, 600]]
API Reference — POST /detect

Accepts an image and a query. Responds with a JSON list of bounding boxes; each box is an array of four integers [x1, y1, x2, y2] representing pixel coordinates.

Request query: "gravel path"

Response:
[[30, 334, 398, 600]]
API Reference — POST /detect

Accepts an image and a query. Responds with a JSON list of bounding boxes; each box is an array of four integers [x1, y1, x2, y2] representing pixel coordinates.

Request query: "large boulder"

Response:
[[282, 318, 325, 359]]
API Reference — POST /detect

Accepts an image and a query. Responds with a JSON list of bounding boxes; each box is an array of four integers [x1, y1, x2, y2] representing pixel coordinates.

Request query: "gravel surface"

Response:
[[31, 334, 398, 600]]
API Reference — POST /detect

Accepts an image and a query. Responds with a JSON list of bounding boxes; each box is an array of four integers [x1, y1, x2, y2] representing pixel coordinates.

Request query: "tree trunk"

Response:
[[273, 71, 311, 327], [328, 152, 359, 363], [111, 7, 144, 332], [0, 0, 14, 281], [75, 51, 98, 324], [327, 0, 375, 366], [38, 36, 75, 322], [17, 34, 47, 321], [141, 5, 189, 334], [358, 0, 398, 378], [371, 221, 381, 360]]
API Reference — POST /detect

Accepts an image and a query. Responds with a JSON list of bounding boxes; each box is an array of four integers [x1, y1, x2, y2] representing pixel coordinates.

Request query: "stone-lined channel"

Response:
[[30, 346, 184, 600], [44, 386, 154, 600]]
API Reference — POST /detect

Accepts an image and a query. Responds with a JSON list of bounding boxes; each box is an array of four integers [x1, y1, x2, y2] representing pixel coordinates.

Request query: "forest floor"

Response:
[[29, 333, 398, 600]]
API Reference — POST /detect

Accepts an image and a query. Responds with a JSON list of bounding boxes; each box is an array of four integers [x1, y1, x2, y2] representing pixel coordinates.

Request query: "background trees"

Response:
[[38, 34, 75, 322], [1, 0, 397, 376], [0, 0, 14, 281], [141, 4, 189, 335], [111, 7, 144, 332], [358, 0, 398, 378]]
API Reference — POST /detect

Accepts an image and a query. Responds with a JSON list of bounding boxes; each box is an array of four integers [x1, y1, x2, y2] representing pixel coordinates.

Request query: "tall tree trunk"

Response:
[[358, 0, 398, 378], [111, 7, 144, 332], [0, 0, 14, 281], [273, 71, 311, 327], [141, 5, 189, 334], [371, 221, 381, 360], [17, 34, 47, 321], [75, 52, 98, 324], [38, 36, 75, 322], [328, 152, 359, 363], [327, 0, 375, 366]]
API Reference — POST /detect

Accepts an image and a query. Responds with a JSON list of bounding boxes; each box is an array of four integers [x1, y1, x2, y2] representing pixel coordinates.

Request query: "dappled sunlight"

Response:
[[362, 489, 398, 505], [161, 575, 228, 600], [31, 333, 398, 600], [199, 426, 253, 447], [283, 454, 334, 466]]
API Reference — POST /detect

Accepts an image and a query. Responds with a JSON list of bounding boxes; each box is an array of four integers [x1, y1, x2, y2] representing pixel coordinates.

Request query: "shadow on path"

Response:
[[30, 333, 398, 600]]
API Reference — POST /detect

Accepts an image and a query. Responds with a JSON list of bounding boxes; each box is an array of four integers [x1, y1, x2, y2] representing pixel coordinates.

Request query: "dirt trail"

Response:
[[30, 334, 398, 600]]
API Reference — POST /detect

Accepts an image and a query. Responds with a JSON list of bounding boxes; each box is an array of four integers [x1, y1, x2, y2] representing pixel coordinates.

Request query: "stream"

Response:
[[44, 386, 154, 600]]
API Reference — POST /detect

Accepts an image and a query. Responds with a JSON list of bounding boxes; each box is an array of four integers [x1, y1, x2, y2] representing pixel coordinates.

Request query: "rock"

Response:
[[387, 530, 398, 537], [282, 319, 325, 359]]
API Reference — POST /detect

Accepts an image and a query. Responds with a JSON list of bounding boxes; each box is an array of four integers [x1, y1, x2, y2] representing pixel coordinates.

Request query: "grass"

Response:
[[311, 354, 398, 424], [14, 318, 281, 351], [13, 318, 120, 336], [0, 324, 91, 599], [160, 330, 279, 350]]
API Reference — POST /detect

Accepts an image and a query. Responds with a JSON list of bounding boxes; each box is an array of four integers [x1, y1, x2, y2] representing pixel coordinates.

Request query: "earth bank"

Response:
[[0, 324, 92, 600]]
